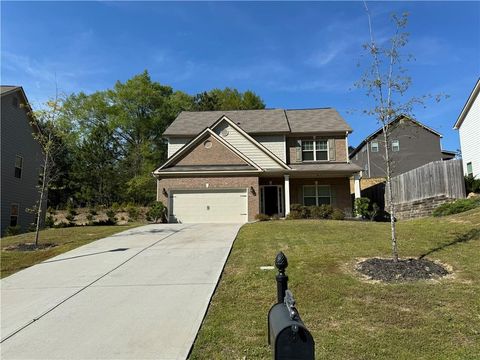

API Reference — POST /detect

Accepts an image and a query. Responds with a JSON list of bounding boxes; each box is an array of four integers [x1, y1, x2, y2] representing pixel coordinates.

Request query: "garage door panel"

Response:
[[170, 189, 247, 223]]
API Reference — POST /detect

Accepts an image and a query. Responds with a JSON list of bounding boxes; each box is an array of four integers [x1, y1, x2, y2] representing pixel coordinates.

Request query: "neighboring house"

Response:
[[454, 78, 480, 178], [349, 115, 452, 178], [1, 86, 44, 235], [441, 150, 457, 161], [153, 109, 362, 223]]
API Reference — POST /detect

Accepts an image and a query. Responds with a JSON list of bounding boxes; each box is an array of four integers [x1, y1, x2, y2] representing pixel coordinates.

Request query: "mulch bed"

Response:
[[3, 243, 58, 252], [356, 257, 450, 282]]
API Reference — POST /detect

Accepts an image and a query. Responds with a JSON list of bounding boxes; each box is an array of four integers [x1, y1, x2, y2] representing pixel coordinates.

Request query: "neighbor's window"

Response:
[[467, 162, 473, 176], [10, 204, 19, 227], [392, 140, 400, 152], [303, 185, 331, 206], [302, 140, 328, 161], [14, 155, 23, 178], [371, 141, 379, 152]]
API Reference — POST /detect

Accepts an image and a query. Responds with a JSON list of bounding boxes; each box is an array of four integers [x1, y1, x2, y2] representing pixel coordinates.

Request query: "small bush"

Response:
[[86, 213, 94, 222], [45, 214, 55, 228], [88, 207, 98, 216], [66, 201, 77, 217], [126, 205, 140, 221], [286, 211, 302, 220], [354, 198, 371, 218], [4, 225, 21, 237], [47, 207, 56, 215], [271, 214, 281, 221], [106, 209, 117, 224], [310, 205, 334, 219], [65, 214, 75, 222], [255, 213, 270, 221], [290, 204, 303, 212], [332, 208, 345, 220], [432, 198, 480, 217], [146, 202, 166, 223], [53, 221, 74, 228], [465, 175, 480, 194]]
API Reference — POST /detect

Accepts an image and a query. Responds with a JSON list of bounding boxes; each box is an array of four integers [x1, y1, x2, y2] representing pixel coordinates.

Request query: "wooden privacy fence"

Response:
[[386, 159, 466, 204]]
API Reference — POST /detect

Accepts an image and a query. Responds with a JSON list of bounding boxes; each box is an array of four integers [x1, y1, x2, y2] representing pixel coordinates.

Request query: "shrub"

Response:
[[286, 211, 302, 220], [290, 204, 303, 212], [310, 205, 334, 219], [65, 214, 75, 222], [146, 202, 166, 223], [255, 213, 270, 221], [106, 209, 117, 224], [45, 215, 55, 228], [271, 214, 281, 221], [88, 207, 98, 216], [86, 213, 94, 222], [47, 207, 56, 215], [354, 198, 371, 218], [432, 197, 480, 217], [332, 208, 345, 220], [126, 205, 140, 221], [53, 221, 74, 228], [66, 201, 77, 217], [92, 219, 117, 226], [4, 225, 21, 237], [111, 202, 123, 213], [465, 175, 480, 194]]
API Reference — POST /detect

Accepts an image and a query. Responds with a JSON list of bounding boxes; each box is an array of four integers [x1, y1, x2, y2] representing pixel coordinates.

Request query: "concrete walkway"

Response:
[[1, 223, 242, 360]]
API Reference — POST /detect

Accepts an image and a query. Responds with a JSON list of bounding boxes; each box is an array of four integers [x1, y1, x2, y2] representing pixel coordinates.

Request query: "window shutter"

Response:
[[329, 139, 336, 161], [296, 139, 302, 162], [330, 186, 337, 206]]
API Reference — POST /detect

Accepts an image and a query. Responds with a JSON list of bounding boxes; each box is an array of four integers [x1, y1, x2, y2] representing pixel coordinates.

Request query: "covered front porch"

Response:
[[259, 172, 362, 217]]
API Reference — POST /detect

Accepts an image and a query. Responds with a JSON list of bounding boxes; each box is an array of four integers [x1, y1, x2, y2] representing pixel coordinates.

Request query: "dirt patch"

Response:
[[3, 243, 58, 252], [356, 258, 450, 282]]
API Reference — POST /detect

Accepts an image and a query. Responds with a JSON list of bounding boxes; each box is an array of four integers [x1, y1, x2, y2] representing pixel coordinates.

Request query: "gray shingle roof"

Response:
[[163, 108, 352, 136], [285, 109, 352, 133], [0, 86, 20, 96]]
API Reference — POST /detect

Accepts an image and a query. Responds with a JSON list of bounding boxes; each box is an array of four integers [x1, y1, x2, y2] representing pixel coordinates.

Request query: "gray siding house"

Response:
[[350, 116, 451, 178], [1, 86, 44, 235]]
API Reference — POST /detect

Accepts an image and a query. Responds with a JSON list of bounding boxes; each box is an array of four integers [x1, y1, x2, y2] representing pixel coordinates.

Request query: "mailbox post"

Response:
[[267, 252, 315, 360]]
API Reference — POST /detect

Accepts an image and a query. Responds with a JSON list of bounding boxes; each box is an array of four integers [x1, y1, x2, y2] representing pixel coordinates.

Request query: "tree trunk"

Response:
[[34, 152, 49, 248]]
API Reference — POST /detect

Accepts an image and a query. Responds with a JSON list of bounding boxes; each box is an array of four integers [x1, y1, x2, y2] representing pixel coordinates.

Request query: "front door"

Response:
[[261, 185, 284, 216]]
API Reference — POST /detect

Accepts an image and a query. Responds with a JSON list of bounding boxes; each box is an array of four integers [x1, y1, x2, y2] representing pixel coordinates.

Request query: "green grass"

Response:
[[190, 209, 480, 360], [1, 224, 141, 278]]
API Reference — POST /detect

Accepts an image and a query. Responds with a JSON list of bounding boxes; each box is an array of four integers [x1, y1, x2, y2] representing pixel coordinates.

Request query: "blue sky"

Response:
[[2, 1, 479, 150]]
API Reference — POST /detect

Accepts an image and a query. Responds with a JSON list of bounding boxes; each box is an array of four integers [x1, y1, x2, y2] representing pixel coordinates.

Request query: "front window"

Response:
[[302, 140, 328, 161], [10, 204, 19, 227], [371, 141, 379, 152], [14, 155, 23, 178], [467, 162, 473, 176], [303, 185, 331, 206], [392, 140, 400, 152]]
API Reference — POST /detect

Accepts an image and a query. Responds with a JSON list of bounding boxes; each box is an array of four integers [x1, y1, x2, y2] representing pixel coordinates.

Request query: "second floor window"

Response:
[[371, 141, 379, 152], [392, 140, 400, 152], [15, 155, 23, 178], [302, 140, 328, 161]]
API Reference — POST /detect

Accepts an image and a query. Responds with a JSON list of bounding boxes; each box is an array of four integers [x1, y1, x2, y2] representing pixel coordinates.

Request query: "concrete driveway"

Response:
[[1, 223, 242, 360]]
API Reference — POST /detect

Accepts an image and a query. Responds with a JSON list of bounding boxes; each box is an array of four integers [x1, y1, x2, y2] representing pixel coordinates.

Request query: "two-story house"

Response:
[[454, 78, 479, 178], [1, 86, 45, 235], [349, 115, 450, 178], [153, 108, 362, 223]]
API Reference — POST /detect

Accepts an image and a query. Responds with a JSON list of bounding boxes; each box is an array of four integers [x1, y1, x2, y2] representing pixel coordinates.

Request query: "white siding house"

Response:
[[454, 79, 480, 178]]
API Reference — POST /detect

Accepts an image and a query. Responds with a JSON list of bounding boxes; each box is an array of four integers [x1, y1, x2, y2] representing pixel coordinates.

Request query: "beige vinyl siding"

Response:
[[213, 122, 283, 169], [167, 137, 191, 158], [253, 135, 286, 162], [458, 93, 480, 178]]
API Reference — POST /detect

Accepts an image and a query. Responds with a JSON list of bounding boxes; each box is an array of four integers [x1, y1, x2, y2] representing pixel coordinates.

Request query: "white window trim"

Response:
[[371, 141, 379, 152], [392, 139, 400, 152], [300, 139, 329, 162], [302, 185, 331, 206]]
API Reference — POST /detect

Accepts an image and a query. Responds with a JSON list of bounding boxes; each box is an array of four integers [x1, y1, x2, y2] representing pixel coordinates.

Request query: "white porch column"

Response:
[[354, 173, 361, 199], [284, 174, 290, 216]]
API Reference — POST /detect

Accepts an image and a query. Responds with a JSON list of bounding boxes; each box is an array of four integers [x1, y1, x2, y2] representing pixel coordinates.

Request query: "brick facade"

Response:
[[176, 134, 247, 166], [157, 176, 259, 221]]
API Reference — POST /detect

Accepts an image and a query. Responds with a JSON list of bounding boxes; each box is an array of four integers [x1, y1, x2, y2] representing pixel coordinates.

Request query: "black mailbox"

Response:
[[267, 252, 315, 359]]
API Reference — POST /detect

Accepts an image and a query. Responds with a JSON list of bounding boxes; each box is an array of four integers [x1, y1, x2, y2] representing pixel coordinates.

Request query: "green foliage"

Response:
[[106, 209, 117, 224], [332, 208, 346, 220], [287, 204, 342, 220], [4, 225, 21, 237], [65, 214, 75, 222], [45, 215, 55, 228], [310, 205, 334, 219], [193, 88, 264, 111], [432, 198, 480, 217], [66, 201, 77, 217], [255, 214, 270, 221], [465, 175, 480, 194], [86, 213, 94, 223], [354, 198, 371, 218], [88, 207, 98, 216], [146, 202, 166, 223], [285, 211, 303, 220], [126, 205, 140, 221]]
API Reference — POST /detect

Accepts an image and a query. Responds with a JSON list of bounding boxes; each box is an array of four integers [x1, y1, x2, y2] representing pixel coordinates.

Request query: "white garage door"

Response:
[[169, 189, 248, 223]]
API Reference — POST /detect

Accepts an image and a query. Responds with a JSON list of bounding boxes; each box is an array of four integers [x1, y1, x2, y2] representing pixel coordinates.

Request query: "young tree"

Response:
[[356, 3, 446, 261], [29, 94, 64, 247]]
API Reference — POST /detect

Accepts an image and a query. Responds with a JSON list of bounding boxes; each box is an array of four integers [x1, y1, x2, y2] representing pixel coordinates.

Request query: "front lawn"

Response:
[[1, 224, 141, 278], [190, 209, 480, 359]]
